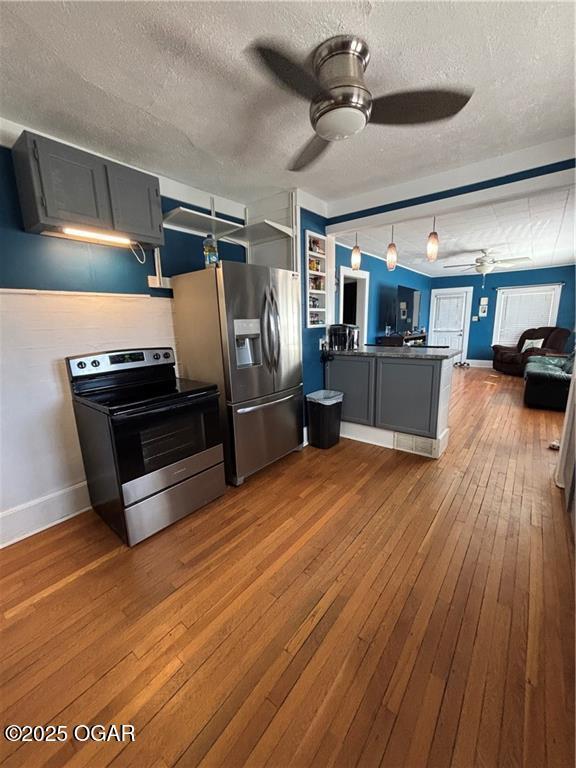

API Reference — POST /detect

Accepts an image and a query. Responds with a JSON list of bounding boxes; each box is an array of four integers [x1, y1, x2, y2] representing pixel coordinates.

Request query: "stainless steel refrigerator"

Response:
[[172, 261, 303, 485]]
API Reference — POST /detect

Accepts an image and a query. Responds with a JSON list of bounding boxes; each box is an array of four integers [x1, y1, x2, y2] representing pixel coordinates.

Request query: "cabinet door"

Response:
[[106, 163, 164, 244], [33, 135, 113, 228], [375, 358, 440, 437], [326, 356, 375, 425]]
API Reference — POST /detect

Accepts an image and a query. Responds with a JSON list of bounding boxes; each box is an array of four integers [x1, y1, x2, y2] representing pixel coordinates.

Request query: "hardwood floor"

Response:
[[0, 368, 573, 768]]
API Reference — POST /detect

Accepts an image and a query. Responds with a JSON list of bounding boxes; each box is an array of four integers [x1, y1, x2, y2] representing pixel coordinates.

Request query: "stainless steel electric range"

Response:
[[67, 347, 226, 546]]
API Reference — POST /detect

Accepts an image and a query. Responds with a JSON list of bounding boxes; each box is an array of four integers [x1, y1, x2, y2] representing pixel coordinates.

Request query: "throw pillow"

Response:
[[521, 338, 544, 353]]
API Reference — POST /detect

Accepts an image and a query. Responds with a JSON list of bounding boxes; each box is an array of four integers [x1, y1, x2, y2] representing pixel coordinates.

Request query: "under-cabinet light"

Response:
[[62, 227, 132, 246]]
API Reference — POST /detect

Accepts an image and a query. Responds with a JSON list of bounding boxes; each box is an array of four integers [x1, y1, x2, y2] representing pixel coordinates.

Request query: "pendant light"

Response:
[[386, 225, 398, 271], [427, 216, 439, 262], [351, 232, 361, 270]]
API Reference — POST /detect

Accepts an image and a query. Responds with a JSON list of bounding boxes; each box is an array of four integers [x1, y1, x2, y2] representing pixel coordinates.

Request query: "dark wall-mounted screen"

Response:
[[109, 352, 145, 365]]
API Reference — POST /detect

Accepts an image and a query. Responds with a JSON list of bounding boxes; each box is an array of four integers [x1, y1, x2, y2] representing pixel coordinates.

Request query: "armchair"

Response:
[[492, 326, 571, 376]]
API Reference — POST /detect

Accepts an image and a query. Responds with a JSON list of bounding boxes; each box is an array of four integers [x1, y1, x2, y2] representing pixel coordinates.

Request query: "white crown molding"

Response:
[[327, 136, 576, 219], [296, 189, 329, 218]]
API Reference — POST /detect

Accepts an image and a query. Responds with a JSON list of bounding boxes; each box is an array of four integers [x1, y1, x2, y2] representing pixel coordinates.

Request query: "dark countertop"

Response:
[[330, 345, 462, 361]]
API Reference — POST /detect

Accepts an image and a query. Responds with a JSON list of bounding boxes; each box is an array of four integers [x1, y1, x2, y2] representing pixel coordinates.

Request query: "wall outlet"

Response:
[[472, 315, 479, 322], [319, 337, 326, 350], [147, 275, 172, 289]]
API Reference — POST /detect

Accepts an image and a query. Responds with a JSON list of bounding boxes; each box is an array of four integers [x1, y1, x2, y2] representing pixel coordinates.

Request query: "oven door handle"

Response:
[[111, 391, 219, 420], [236, 393, 296, 415]]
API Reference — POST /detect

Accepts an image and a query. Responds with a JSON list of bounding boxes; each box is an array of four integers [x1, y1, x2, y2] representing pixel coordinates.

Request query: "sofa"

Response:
[[524, 353, 573, 411], [492, 326, 571, 376]]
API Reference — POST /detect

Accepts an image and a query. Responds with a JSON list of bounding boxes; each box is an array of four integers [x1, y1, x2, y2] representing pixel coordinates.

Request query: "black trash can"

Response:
[[306, 390, 344, 449]]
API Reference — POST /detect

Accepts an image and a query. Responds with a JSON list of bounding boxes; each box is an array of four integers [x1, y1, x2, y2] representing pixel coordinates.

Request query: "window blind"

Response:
[[492, 284, 563, 346]]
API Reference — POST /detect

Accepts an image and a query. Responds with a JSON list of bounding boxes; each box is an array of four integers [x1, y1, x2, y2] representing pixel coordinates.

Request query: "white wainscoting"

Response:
[[0, 290, 176, 547]]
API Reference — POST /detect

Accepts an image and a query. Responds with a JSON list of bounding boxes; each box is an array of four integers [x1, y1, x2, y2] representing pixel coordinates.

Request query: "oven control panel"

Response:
[[67, 348, 175, 378]]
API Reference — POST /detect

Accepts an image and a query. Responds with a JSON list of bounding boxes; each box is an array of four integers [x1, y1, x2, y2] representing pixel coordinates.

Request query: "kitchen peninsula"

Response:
[[325, 346, 461, 458]]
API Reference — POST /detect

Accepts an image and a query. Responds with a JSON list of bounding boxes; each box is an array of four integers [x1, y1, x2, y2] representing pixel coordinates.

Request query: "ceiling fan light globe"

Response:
[[314, 106, 367, 141], [386, 242, 398, 272], [426, 231, 439, 262], [475, 263, 495, 275]]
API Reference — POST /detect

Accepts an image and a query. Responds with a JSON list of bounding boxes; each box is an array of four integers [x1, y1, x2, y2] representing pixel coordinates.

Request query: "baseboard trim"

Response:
[[340, 422, 395, 448], [0, 481, 91, 548], [467, 359, 493, 368]]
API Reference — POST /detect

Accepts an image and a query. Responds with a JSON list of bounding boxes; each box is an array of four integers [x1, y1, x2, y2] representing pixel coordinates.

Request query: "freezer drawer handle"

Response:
[[236, 393, 296, 415]]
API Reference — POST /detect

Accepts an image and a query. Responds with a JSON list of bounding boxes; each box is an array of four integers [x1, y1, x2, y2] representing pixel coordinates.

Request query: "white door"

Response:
[[429, 287, 473, 363]]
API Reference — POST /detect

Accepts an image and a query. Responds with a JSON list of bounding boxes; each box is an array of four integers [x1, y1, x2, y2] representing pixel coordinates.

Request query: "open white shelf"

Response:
[[162, 207, 240, 238], [162, 207, 293, 246], [305, 230, 329, 329], [228, 219, 293, 245]]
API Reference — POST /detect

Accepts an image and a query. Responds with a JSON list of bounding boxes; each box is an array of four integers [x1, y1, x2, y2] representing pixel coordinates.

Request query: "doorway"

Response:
[[429, 287, 473, 363], [343, 280, 357, 324], [338, 266, 370, 345]]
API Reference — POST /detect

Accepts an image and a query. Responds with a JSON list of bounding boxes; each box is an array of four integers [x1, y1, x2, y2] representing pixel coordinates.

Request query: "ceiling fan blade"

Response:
[[249, 41, 332, 102], [443, 263, 476, 269], [370, 88, 473, 125], [494, 257, 533, 267], [288, 135, 331, 171]]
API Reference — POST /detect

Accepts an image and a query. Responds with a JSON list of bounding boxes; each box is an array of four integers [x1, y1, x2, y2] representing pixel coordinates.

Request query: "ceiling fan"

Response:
[[442, 250, 533, 274], [249, 35, 473, 171]]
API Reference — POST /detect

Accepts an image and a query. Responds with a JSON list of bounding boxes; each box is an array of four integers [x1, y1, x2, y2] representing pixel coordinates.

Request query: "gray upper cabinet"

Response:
[[326, 355, 375, 426], [106, 163, 163, 243], [12, 131, 164, 246], [32, 135, 113, 229], [374, 357, 441, 437]]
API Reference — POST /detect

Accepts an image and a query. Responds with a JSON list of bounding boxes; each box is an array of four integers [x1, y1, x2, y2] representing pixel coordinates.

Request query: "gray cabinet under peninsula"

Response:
[[326, 346, 461, 458], [325, 355, 375, 425]]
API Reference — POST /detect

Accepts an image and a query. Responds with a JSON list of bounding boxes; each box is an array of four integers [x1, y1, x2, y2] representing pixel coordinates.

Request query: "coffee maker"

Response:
[[328, 324, 360, 351]]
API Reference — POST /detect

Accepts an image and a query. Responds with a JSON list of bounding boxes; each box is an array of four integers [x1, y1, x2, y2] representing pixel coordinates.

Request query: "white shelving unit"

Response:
[[162, 207, 293, 247], [305, 230, 328, 328]]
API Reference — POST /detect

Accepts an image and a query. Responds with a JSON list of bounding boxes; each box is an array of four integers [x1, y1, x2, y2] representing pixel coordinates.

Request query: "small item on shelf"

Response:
[[309, 312, 321, 325], [309, 275, 324, 290], [203, 233, 219, 267], [309, 237, 325, 255], [309, 257, 322, 273], [309, 296, 320, 309]]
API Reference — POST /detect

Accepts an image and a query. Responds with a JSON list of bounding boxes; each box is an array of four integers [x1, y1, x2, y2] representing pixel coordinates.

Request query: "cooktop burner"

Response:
[[75, 377, 216, 414]]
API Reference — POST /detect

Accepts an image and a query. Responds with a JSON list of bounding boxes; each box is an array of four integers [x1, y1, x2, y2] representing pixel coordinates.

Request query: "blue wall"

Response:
[[432, 265, 576, 359], [300, 208, 328, 395], [0, 146, 245, 296], [335, 244, 432, 343]]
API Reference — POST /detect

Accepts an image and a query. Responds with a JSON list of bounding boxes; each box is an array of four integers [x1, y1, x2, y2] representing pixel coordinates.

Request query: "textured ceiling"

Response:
[[0, 1, 574, 203], [337, 185, 576, 275]]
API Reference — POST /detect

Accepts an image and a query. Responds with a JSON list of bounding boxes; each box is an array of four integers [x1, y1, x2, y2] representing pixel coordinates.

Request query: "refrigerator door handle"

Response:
[[261, 290, 272, 371], [271, 286, 281, 372], [267, 290, 278, 370], [236, 393, 296, 414]]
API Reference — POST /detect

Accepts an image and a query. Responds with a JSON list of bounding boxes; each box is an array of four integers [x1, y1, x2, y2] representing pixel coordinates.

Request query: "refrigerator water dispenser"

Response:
[[233, 319, 262, 368]]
